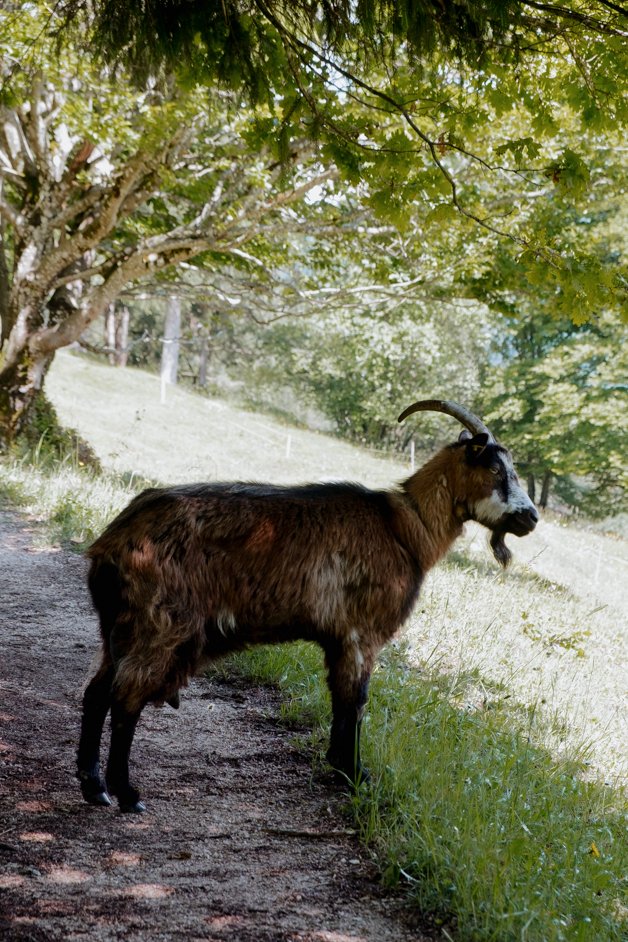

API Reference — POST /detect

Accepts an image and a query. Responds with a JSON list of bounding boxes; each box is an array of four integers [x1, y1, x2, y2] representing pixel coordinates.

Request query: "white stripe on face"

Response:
[[473, 456, 535, 525]]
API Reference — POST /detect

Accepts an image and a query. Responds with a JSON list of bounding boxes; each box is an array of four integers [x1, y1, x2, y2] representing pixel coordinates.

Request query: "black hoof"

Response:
[[110, 783, 145, 813], [88, 790, 113, 807], [119, 799, 146, 814], [78, 771, 112, 807], [327, 754, 371, 787]]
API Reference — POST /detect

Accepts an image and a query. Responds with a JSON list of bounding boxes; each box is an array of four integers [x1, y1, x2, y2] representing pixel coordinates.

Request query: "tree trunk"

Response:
[[160, 296, 181, 385], [105, 304, 116, 365], [527, 474, 536, 503], [539, 471, 552, 509], [198, 335, 209, 387], [0, 349, 55, 449]]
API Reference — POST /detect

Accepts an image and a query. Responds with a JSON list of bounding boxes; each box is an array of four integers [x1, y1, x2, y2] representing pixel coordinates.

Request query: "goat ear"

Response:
[[458, 429, 472, 443], [465, 433, 490, 461]]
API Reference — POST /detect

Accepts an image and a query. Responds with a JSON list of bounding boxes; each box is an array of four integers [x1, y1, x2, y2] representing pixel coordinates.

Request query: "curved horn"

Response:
[[397, 399, 494, 440]]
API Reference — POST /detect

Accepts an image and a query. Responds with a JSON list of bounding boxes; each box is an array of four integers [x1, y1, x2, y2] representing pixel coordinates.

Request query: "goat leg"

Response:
[[105, 699, 146, 813], [77, 664, 114, 806], [326, 667, 371, 785]]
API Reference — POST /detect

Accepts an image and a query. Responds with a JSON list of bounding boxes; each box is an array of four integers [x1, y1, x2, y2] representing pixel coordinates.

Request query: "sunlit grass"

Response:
[[0, 450, 134, 549]]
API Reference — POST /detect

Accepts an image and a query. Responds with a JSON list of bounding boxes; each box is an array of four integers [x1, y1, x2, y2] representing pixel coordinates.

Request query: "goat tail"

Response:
[[88, 557, 124, 646]]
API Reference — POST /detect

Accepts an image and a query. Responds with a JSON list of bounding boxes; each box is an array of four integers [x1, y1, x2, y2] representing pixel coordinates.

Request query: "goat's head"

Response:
[[398, 399, 538, 567]]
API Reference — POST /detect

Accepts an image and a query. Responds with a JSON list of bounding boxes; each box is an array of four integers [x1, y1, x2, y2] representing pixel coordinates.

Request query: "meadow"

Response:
[[1, 349, 626, 942]]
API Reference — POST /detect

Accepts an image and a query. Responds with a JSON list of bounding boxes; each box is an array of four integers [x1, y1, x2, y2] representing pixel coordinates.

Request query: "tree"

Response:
[[53, 1, 627, 308], [471, 133, 627, 514], [160, 295, 181, 386], [480, 311, 627, 515], [0, 5, 353, 446]]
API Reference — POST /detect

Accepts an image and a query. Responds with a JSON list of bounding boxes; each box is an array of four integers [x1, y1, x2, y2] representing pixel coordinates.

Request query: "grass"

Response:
[[1, 349, 626, 941], [212, 642, 627, 942]]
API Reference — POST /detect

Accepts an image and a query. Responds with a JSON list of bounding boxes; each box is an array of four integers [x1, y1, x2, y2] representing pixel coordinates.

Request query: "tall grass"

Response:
[[0, 447, 135, 547]]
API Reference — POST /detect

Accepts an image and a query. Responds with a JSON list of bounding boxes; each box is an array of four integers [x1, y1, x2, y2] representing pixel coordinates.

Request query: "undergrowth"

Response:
[[1, 452, 626, 942]]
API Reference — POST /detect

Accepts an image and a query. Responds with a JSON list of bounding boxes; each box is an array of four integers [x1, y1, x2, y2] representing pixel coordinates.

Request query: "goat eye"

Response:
[[489, 467, 500, 476]]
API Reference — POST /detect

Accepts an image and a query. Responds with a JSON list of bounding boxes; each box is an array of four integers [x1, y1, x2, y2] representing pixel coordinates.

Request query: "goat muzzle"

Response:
[[505, 507, 539, 537], [489, 507, 538, 568]]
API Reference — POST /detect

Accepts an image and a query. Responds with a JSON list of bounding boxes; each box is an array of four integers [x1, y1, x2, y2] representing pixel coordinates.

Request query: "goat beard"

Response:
[[490, 527, 512, 568]]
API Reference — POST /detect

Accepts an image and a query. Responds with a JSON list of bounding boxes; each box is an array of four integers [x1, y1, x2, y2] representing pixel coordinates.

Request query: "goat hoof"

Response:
[[88, 790, 113, 807], [327, 756, 371, 787], [352, 765, 371, 786], [78, 771, 112, 806], [119, 799, 146, 814]]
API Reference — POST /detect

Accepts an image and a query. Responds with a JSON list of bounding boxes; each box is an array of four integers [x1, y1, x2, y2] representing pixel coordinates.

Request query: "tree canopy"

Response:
[[56, 1, 628, 98], [0, 0, 626, 515], [45, 1, 628, 311]]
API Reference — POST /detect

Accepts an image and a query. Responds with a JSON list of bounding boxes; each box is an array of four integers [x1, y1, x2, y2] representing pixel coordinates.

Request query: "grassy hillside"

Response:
[[1, 349, 626, 942]]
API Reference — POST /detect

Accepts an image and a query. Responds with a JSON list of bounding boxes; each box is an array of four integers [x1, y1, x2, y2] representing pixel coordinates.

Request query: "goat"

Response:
[[77, 400, 538, 812]]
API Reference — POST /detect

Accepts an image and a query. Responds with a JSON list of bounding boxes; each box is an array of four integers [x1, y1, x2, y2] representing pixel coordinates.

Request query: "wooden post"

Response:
[[160, 296, 181, 385], [105, 304, 116, 365], [115, 305, 130, 367]]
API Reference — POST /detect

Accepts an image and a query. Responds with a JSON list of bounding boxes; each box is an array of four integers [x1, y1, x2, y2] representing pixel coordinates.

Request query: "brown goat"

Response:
[[77, 400, 538, 812]]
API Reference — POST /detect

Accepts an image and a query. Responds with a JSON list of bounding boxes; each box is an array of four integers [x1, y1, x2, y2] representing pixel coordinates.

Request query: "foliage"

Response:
[[14, 393, 100, 470], [50, 0, 628, 307], [59, 0, 533, 90], [472, 153, 628, 514], [2, 1, 626, 509], [214, 299, 493, 449]]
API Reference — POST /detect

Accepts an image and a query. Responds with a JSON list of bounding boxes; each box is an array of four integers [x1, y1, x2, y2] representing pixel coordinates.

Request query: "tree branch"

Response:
[[0, 237, 9, 343], [23, 74, 49, 170], [255, 1, 565, 262], [518, 1, 627, 36], [48, 184, 104, 230]]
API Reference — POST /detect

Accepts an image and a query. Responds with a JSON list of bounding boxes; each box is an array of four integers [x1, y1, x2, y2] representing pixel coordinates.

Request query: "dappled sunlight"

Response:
[[19, 831, 55, 843], [311, 932, 368, 942], [46, 865, 90, 884], [123, 820, 151, 832], [107, 850, 142, 867], [122, 882, 173, 899], [205, 914, 246, 929], [15, 800, 54, 812]]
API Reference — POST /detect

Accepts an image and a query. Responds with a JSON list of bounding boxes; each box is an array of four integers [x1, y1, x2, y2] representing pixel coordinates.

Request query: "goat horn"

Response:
[[397, 399, 494, 440]]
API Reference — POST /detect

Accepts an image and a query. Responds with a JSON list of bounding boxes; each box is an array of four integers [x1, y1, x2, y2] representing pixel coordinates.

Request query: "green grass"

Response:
[[209, 640, 628, 942], [1, 350, 626, 941]]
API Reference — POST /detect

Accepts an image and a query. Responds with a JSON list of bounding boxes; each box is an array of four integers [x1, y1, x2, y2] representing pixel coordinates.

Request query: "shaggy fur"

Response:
[[77, 433, 537, 812]]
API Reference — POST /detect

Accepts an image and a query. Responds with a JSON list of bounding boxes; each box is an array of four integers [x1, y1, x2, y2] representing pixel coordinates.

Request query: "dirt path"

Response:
[[0, 507, 428, 942]]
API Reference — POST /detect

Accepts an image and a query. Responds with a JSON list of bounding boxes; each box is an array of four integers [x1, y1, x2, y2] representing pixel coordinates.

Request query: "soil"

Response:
[[0, 507, 429, 942]]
